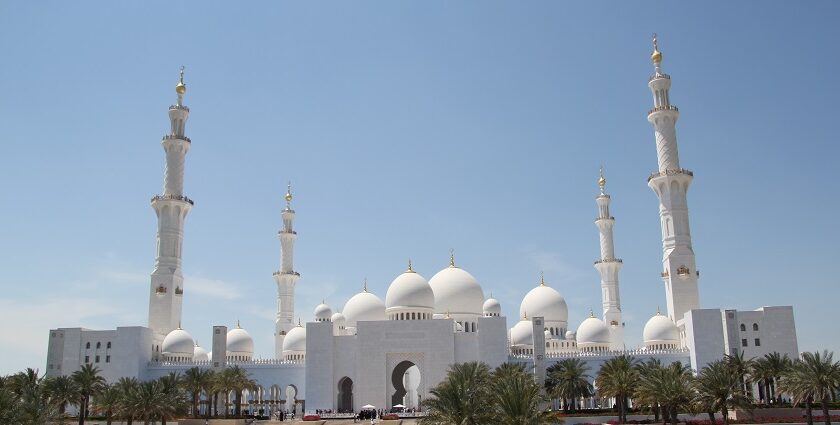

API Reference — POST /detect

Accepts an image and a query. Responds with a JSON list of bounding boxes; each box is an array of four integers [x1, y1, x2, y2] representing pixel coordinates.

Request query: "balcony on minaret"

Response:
[[647, 168, 693, 183], [174, 286, 183, 295], [677, 265, 690, 277], [155, 285, 167, 295], [594, 258, 623, 265], [647, 104, 679, 116], [649, 72, 671, 82], [151, 194, 194, 205], [168, 103, 190, 112], [273, 270, 300, 277], [162, 134, 191, 144]]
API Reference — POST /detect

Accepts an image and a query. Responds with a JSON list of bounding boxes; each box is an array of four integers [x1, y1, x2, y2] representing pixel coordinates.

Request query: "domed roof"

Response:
[[565, 330, 576, 340], [314, 302, 333, 320], [428, 263, 485, 316], [576, 315, 610, 345], [282, 324, 307, 353], [519, 278, 568, 324], [331, 312, 346, 323], [162, 328, 194, 355], [544, 329, 552, 340], [483, 296, 501, 315], [385, 270, 434, 311], [193, 343, 209, 361], [227, 323, 254, 353], [343, 288, 386, 327], [510, 319, 533, 347], [643, 312, 679, 345]]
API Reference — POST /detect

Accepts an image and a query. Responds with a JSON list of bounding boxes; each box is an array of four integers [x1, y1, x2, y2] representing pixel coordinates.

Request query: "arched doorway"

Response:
[[285, 385, 298, 416], [391, 360, 421, 409], [337, 377, 353, 412]]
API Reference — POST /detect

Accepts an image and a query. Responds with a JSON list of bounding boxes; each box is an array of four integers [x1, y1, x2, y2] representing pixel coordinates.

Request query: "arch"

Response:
[[740, 323, 746, 332], [753, 323, 759, 331], [285, 385, 298, 414], [391, 360, 421, 409], [337, 377, 353, 413]]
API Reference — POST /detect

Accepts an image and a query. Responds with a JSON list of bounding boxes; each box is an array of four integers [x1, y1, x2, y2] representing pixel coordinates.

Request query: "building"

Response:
[[44, 37, 799, 416]]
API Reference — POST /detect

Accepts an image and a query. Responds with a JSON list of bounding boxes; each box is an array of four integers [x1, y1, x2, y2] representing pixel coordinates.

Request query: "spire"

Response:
[[589, 309, 595, 318], [406, 259, 414, 273], [523, 310, 528, 320], [651, 33, 662, 65], [363, 278, 368, 293], [285, 182, 293, 210], [449, 249, 456, 268], [176, 66, 186, 106], [236, 320, 241, 329], [598, 165, 607, 195], [297, 317, 302, 326], [539, 271, 546, 287]]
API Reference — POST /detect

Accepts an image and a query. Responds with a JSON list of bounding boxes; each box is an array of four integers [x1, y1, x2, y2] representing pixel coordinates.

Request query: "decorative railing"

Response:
[[595, 216, 615, 221], [155, 285, 167, 294], [647, 168, 693, 182], [661, 270, 670, 278], [151, 194, 194, 205], [174, 286, 183, 295], [162, 134, 191, 143], [648, 104, 679, 115], [148, 357, 305, 367], [594, 258, 623, 265], [508, 346, 689, 360], [649, 72, 671, 82], [168, 104, 190, 112], [273, 271, 301, 277]]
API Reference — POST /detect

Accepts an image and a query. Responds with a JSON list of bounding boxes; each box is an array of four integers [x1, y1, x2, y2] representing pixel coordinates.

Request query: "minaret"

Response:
[[148, 67, 193, 336], [646, 35, 700, 324], [274, 183, 300, 358], [593, 168, 624, 350]]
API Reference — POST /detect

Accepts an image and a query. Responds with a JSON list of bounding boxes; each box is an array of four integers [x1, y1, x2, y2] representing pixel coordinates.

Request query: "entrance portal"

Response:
[[391, 361, 421, 409], [337, 377, 353, 412]]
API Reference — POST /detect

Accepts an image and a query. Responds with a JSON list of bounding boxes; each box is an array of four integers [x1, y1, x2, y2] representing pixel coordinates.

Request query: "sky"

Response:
[[0, 1, 838, 376]]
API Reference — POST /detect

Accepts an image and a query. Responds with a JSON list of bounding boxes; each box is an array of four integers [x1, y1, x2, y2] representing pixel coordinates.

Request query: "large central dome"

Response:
[[385, 270, 435, 311], [519, 280, 568, 324], [428, 264, 485, 316], [343, 288, 386, 327]]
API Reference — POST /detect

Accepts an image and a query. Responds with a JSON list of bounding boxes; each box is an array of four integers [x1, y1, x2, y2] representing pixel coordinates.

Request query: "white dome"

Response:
[[643, 312, 679, 346], [428, 266, 485, 316], [544, 329, 552, 340], [343, 290, 386, 327], [193, 344, 209, 361], [162, 328, 194, 355], [385, 271, 435, 311], [282, 325, 307, 353], [483, 297, 501, 316], [576, 316, 610, 345], [226, 325, 254, 354], [314, 302, 333, 321], [565, 330, 576, 340], [519, 284, 568, 324], [331, 312, 346, 324], [510, 319, 534, 347]]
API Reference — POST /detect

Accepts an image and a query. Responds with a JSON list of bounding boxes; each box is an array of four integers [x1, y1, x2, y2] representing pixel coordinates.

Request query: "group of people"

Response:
[[272, 410, 295, 421], [355, 409, 381, 423]]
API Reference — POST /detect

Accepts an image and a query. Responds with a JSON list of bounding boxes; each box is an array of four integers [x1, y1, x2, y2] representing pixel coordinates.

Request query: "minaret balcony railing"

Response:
[[647, 168, 693, 182], [273, 271, 301, 277], [595, 216, 615, 221], [162, 134, 191, 143], [278, 230, 298, 235], [647, 105, 679, 115], [648, 72, 671, 82], [151, 194, 195, 205], [594, 258, 623, 265], [168, 104, 190, 112]]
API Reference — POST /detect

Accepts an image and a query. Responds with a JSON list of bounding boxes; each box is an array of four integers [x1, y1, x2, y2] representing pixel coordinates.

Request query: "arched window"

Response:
[[96, 342, 101, 349], [740, 324, 746, 332], [85, 342, 90, 349], [753, 323, 759, 331], [106, 342, 111, 349]]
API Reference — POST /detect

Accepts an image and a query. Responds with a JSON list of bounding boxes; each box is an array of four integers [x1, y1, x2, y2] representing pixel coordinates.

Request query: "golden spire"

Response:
[[449, 249, 456, 268], [651, 33, 662, 64], [285, 182, 293, 206], [363, 278, 368, 293], [539, 271, 546, 287], [406, 259, 414, 273], [523, 310, 528, 320], [589, 309, 595, 318], [176, 66, 186, 95], [598, 166, 606, 194], [656, 306, 661, 315], [236, 320, 241, 328], [297, 317, 302, 326]]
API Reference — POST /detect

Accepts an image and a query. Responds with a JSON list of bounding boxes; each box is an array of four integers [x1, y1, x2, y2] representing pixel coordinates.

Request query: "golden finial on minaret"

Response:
[[598, 166, 606, 194], [285, 181, 293, 206], [539, 271, 546, 286], [651, 33, 662, 64], [176, 66, 186, 95], [449, 249, 456, 268]]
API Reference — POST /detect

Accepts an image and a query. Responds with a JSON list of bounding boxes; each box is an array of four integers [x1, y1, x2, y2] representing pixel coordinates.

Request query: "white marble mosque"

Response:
[[45, 38, 799, 415]]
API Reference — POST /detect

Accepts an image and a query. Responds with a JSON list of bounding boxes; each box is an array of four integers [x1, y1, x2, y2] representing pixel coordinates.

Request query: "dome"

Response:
[[193, 343, 209, 362], [643, 312, 679, 347], [565, 330, 576, 340], [428, 266, 485, 316], [331, 312, 346, 324], [314, 302, 333, 321], [576, 315, 610, 345], [227, 324, 254, 354], [282, 324, 307, 353], [483, 297, 501, 316], [162, 328, 194, 356], [385, 271, 435, 311], [519, 282, 568, 324], [510, 319, 533, 347], [343, 290, 386, 327]]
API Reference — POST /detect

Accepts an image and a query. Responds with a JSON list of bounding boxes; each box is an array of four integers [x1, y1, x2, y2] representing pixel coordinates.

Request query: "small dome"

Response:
[[343, 290, 386, 327], [314, 302, 333, 321], [162, 328, 194, 355], [483, 297, 501, 316], [520, 283, 568, 324], [510, 319, 533, 347], [385, 271, 435, 311], [193, 343, 209, 361], [576, 316, 610, 345], [282, 324, 307, 353], [565, 330, 576, 340], [643, 312, 679, 347], [331, 312, 346, 324], [428, 266, 485, 316], [227, 325, 254, 354], [544, 329, 552, 339]]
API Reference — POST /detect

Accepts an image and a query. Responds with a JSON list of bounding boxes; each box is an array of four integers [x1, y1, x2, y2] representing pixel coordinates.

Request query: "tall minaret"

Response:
[[148, 67, 193, 336], [593, 168, 624, 350], [274, 183, 300, 358], [646, 35, 700, 323]]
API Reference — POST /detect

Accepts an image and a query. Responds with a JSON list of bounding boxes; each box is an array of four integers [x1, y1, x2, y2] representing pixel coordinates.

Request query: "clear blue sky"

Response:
[[0, 1, 837, 375]]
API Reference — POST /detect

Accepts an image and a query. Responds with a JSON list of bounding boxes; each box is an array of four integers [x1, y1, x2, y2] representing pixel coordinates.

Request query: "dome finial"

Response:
[[285, 181, 293, 207], [175, 66, 186, 104], [539, 271, 546, 286], [598, 165, 606, 194], [236, 319, 241, 328], [363, 278, 368, 293], [651, 33, 663, 65], [406, 259, 414, 273], [177, 321, 182, 330], [523, 310, 528, 320], [589, 309, 595, 318], [449, 248, 456, 268], [297, 317, 302, 326], [656, 306, 661, 315]]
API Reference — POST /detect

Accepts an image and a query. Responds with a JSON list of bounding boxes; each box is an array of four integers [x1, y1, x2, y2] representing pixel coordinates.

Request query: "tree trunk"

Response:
[[707, 411, 716, 425], [78, 396, 86, 425], [805, 398, 814, 425], [671, 406, 679, 425], [662, 405, 669, 425], [654, 404, 660, 422], [821, 397, 830, 425], [722, 406, 729, 425]]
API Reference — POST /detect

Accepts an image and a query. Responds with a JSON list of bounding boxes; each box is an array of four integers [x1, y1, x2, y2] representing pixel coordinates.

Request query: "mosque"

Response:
[[45, 37, 800, 415]]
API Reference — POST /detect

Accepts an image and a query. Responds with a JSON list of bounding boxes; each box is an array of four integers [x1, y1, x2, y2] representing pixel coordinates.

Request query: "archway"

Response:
[[391, 360, 421, 409], [337, 377, 353, 413], [285, 385, 298, 416]]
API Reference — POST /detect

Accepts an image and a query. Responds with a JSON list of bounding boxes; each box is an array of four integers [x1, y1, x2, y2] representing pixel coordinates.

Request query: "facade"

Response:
[[45, 37, 799, 416]]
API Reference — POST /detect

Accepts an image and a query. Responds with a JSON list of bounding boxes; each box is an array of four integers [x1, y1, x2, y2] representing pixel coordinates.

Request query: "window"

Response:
[[85, 342, 90, 349], [84, 355, 90, 363], [754, 338, 761, 346], [95, 355, 100, 363], [740, 324, 746, 332], [106, 355, 110, 363], [96, 342, 101, 349], [753, 323, 759, 331], [106, 342, 111, 349], [741, 339, 748, 347]]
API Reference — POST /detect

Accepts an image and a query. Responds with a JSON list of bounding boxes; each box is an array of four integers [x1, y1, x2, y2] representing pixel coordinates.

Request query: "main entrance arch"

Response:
[[390, 360, 421, 409], [337, 377, 353, 412]]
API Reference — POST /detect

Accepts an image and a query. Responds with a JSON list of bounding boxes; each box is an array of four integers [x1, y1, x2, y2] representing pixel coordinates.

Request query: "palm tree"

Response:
[[546, 358, 593, 413], [491, 364, 553, 425], [226, 366, 257, 417], [635, 359, 664, 422], [763, 352, 792, 404], [693, 359, 753, 425], [124, 380, 170, 425], [750, 358, 775, 406], [216, 368, 237, 418], [113, 377, 139, 425], [8, 368, 62, 425], [779, 351, 840, 425], [724, 352, 754, 401], [420, 361, 494, 425], [595, 355, 639, 423], [93, 384, 121, 425], [71, 364, 106, 425], [44, 375, 80, 416], [181, 367, 211, 418], [637, 361, 693, 425], [157, 373, 186, 424]]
